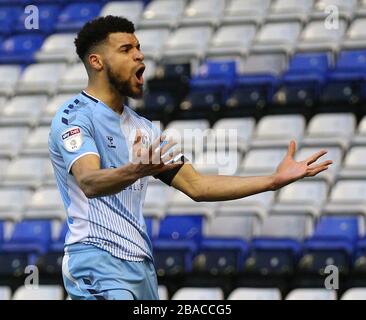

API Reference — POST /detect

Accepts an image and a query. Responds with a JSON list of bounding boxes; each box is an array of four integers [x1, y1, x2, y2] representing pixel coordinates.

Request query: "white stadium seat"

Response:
[[222, 0, 271, 25], [285, 288, 337, 300], [17, 63, 67, 95], [172, 287, 224, 300], [35, 33, 78, 63], [12, 285, 64, 300], [100, 1, 144, 26], [140, 0, 187, 28], [228, 288, 282, 300]]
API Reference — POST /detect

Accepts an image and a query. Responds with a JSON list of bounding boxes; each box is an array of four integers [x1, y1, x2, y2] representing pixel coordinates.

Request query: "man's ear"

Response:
[[88, 53, 103, 72]]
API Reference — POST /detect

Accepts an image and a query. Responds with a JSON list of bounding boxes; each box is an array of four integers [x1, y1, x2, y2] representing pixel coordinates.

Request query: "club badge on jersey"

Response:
[[62, 127, 83, 152]]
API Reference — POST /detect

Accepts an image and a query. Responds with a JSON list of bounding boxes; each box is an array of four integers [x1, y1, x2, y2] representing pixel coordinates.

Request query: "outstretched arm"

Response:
[[171, 140, 333, 202]]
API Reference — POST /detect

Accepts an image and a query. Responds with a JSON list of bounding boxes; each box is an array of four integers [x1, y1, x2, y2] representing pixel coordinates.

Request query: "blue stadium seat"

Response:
[[322, 50, 366, 105], [55, 2, 102, 33], [193, 238, 248, 275], [281, 52, 332, 107], [0, 219, 52, 276], [153, 215, 203, 276], [183, 60, 236, 112], [299, 216, 359, 274], [36, 221, 68, 275], [144, 63, 190, 114], [0, 6, 23, 36], [0, 221, 4, 245], [0, 34, 44, 64], [244, 238, 302, 275], [15, 4, 60, 35]]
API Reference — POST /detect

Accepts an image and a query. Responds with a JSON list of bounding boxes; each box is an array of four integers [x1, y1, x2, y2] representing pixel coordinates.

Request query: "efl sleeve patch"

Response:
[[61, 127, 83, 152]]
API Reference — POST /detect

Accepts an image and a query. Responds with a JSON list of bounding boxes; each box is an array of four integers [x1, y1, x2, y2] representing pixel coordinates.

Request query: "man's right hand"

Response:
[[131, 129, 183, 177]]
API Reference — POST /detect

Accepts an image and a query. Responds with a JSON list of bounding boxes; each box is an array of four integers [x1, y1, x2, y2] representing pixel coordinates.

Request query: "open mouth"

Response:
[[135, 65, 145, 86]]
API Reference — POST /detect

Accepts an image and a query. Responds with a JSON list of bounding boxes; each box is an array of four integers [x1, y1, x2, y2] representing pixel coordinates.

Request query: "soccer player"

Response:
[[49, 16, 332, 300]]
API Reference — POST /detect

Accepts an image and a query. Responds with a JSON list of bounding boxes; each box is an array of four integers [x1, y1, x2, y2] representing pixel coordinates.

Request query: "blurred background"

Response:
[[0, 0, 366, 300]]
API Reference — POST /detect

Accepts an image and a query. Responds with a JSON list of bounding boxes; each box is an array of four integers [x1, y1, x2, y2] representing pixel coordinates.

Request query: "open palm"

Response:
[[273, 140, 333, 190]]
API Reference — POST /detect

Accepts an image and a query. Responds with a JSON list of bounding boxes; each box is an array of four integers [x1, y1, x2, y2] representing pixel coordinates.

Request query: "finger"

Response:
[[307, 166, 329, 177], [161, 148, 182, 164], [133, 129, 142, 145], [306, 150, 328, 165], [160, 140, 178, 157], [308, 160, 333, 170], [150, 135, 166, 154], [287, 140, 296, 158]]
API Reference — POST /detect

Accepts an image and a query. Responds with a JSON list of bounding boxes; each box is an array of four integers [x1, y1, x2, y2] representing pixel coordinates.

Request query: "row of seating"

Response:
[[1, 214, 366, 276], [1, 284, 366, 300]]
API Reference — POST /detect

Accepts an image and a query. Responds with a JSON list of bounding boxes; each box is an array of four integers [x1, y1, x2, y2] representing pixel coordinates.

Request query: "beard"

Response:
[[105, 64, 143, 99]]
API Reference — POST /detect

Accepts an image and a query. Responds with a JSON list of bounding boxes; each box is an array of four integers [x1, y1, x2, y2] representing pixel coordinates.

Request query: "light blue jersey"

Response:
[[49, 91, 160, 262]]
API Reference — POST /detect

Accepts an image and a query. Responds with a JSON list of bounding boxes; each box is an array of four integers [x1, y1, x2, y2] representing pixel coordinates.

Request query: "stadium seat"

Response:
[[296, 19, 347, 52], [250, 114, 305, 148], [311, 0, 357, 21], [0, 6, 23, 36], [207, 117, 255, 152], [0, 34, 44, 64], [300, 216, 361, 274], [207, 25, 256, 58], [140, 0, 186, 28], [40, 93, 76, 125], [0, 219, 52, 276], [302, 113, 356, 150], [172, 287, 224, 300], [182, 59, 237, 112], [267, 0, 313, 23], [163, 26, 213, 60], [143, 183, 171, 218], [35, 33, 78, 63], [353, 115, 366, 145], [322, 50, 366, 105], [227, 53, 287, 110], [158, 285, 169, 300], [57, 62, 88, 93], [273, 180, 329, 217], [24, 186, 64, 220], [153, 214, 203, 275], [278, 52, 332, 107], [12, 285, 64, 300], [180, 0, 226, 27], [222, 0, 271, 25], [135, 28, 170, 60], [0, 188, 33, 221], [167, 189, 217, 217], [0, 159, 9, 181], [0, 95, 48, 126], [36, 221, 67, 276], [17, 63, 67, 95], [245, 215, 311, 275], [239, 148, 287, 176], [2, 156, 49, 188], [0, 286, 11, 300], [341, 288, 366, 300], [295, 146, 343, 185], [228, 288, 282, 300], [23, 126, 52, 156], [339, 147, 366, 179], [323, 180, 366, 216], [194, 150, 241, 175], [193, 214, 254, 274], [251, 22, 302, 55], [14, 4, 60, 35], [285, 288, 337, 300], [342, 18, 366, 49], [0, 65, 22, 96], [217, 192, 275, 221], [100, 1, 144, 26], [0, 126, 30, 158], [55, 2, 101, 32]]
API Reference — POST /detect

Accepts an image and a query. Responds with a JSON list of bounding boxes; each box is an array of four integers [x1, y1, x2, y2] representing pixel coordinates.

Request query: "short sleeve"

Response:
[[50, 112, 100, 174]]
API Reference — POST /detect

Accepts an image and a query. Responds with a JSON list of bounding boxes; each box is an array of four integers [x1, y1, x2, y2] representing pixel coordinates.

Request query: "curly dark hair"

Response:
[[74, 15, 135, 61]]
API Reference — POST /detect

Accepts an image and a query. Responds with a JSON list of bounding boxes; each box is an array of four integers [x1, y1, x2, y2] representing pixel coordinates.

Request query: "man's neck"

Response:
[[84, 83, 125, 115]]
